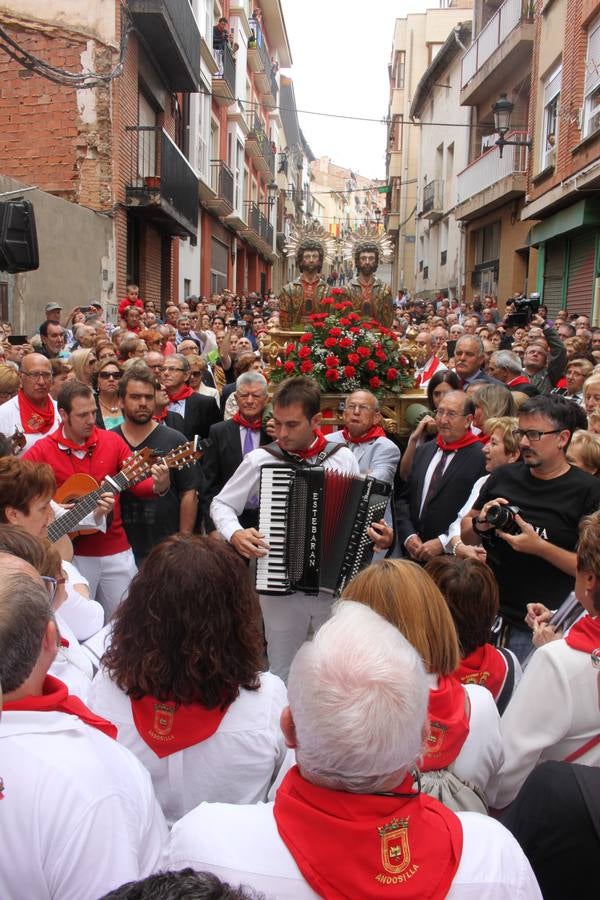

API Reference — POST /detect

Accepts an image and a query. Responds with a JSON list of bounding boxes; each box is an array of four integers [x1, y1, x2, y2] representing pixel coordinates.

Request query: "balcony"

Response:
[[246, 117, 275, 177], [460, 0, 534, 106], [212, 41, 236, 107], [128, 0, 201, 92], [228, 99, 252, 136], [247, 19, 271, 87], [422, 179, 444, 220], [455, 131, 528, 222], [201, 160, 234, 216], [125, 126, 198, 239], [241, 201, 275, 258]]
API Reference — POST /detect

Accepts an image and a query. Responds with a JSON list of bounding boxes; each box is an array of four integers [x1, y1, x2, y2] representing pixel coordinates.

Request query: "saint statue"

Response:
[[344, 240, 394, 327], [279, 238, 329, 329]]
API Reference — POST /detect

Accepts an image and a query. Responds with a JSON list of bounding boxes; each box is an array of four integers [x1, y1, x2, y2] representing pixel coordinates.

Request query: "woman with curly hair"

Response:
[[88, 534, 287, 824]]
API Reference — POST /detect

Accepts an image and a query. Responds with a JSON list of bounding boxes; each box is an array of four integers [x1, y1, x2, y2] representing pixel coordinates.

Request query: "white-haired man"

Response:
[[168, 601, 541, 898], [414, 331, 447, 390], [328, 389, 400, 486], [0, 557, 167, 899]]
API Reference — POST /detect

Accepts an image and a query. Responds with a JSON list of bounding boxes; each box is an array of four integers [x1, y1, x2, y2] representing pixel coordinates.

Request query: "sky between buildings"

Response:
[[280, 0, 433, 180]]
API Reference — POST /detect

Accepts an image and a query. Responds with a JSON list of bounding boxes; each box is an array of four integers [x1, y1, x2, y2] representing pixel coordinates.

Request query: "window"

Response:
[[474, 222, 500, 266], [197, 90, 211, 181], [440, 250, 447, 266], [541, 65, 561, 169], [395, 51, 405, 90], [584, 19, 600, 137], [234, 139, 244, 215], [184, 278, 191, 299]]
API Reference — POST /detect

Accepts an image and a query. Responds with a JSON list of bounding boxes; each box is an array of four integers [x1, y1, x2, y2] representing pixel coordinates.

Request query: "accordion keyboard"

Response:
[[255, 465, 295, 594]]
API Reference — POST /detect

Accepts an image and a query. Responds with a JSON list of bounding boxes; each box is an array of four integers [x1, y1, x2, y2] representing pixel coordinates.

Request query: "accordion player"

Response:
[[256, 464, 391, 596]]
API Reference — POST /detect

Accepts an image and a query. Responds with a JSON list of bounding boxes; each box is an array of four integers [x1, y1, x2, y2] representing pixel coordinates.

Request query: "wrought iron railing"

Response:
[[209, 160, 234, 206]]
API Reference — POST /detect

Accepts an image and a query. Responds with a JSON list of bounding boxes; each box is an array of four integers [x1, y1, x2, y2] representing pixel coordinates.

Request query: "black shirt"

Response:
[[113, 423, 200, 559], [474, 462, 600, 627]]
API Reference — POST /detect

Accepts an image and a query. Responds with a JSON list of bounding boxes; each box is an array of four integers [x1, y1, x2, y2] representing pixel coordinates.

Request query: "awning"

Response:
[[527, 198, 600, 247]]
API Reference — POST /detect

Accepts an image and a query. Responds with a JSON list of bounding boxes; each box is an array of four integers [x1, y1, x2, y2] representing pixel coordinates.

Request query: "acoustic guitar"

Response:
[[48, 439, 202, 544]]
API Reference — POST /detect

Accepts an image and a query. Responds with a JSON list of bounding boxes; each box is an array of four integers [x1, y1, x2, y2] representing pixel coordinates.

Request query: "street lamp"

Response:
[[492, 93, 532, 159]]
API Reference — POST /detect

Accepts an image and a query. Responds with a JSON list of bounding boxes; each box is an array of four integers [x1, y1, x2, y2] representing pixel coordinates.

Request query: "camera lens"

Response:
[[485, 505, 512, 530]]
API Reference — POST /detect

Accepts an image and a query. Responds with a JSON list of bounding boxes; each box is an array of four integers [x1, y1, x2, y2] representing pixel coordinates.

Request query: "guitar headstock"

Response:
[[162, 438, 203, 471], [120, 447, 155, 484]]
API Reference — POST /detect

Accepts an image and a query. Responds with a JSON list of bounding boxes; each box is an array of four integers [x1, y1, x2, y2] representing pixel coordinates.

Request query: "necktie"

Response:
[[243, 427, 255, 456], [422, 450, 451, 511]]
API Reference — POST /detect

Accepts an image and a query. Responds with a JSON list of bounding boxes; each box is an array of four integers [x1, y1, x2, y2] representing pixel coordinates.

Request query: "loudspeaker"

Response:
[[0, 200, 39, 273]]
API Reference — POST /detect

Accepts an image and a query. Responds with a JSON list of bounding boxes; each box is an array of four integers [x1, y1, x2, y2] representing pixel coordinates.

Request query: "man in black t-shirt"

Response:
[[462, 395, 600, 662], [112, 368, 200, 563]]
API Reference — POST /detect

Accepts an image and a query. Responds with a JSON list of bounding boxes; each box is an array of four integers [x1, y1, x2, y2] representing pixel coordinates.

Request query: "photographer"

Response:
[[461, 396, 600, 661], [517, 312, 567, 394]]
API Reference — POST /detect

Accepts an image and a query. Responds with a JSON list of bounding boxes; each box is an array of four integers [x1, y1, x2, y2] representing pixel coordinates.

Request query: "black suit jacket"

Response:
[[202, 418, 269, 531], [395, 440, 487, 546], [179, 392, 222, 441]]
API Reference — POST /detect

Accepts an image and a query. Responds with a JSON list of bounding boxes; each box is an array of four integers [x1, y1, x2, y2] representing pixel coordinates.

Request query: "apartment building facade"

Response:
[[454, 0, 537, 305], [384, 0, 472, 295], [522, 0, 600, 321], [0, 0, 292, 326], [410, 21, 472, 299]]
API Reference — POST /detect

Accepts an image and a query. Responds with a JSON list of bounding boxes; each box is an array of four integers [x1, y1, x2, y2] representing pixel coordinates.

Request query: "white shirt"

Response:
[[488, 632, 600, 808], [211, 445, 359, 543], [168, 802, 541, 899], [446, 473, 488, 547], [59, 559, 105, 641], [0, 707, 167, 899], [415, 355, 447, 390], [0, 394, 60, 454], [168, 396, 187, 417], [88, 669, 288, 826]]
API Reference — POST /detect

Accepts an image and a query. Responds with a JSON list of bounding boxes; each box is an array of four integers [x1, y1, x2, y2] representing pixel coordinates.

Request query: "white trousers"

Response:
[[74, 549, 137, 618], [259, 591, 333, 683]]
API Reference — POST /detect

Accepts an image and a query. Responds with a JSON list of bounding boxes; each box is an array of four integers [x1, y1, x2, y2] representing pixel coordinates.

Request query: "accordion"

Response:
[[255, 464, 391, 597]]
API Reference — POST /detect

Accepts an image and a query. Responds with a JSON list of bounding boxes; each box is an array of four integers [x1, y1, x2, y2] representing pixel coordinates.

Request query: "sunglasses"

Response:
[[98, 371, 122, 380]]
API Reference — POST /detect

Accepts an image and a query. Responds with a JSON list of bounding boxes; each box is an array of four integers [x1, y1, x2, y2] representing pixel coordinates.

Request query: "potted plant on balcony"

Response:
[[144, 175, 161, 191]]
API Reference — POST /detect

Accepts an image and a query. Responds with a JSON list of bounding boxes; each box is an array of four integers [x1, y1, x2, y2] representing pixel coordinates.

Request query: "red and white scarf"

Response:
[[422, 675, 470, 771], [17, 389, 55, 434], [130, 695, 229, 758]]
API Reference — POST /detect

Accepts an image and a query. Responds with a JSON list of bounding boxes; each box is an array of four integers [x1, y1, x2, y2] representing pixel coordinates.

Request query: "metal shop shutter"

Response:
[[566, 232, 596, 316], [542, 238, 566, 318]]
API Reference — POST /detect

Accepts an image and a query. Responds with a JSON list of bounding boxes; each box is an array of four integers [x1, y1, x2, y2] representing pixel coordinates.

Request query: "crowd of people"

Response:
[[0, 284, 599, 898]]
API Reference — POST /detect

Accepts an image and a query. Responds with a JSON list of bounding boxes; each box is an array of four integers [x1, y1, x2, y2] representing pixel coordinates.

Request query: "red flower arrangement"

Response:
[[271, 291, 413, 396]]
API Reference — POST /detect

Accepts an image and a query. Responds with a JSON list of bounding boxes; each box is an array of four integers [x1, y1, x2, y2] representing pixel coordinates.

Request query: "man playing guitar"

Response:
[[24, 380, 169, 615]]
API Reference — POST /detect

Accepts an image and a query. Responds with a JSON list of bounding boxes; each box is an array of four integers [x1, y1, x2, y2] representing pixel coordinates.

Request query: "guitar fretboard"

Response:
[[47, 469, 132, 543]]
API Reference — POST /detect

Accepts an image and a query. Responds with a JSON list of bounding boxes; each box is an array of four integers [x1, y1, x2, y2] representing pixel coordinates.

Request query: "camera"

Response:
[[484, 504, 522, 535], [505, 293, 540, 328]]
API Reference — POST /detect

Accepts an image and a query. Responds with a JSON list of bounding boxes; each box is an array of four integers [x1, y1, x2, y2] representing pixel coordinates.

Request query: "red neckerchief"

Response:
[[415, 356, 441, 387], [436, 431, 481, 453], [4, 675, 117, 739], [422, 676, 470, 771], [506, 375, 529, 387], [555, 376, 567, 389], [168, 384, 195, 402], [281, 430, 328, 460], [273, 766, 463, 900], [153, 408, 168, 422], [456, 645, 508, 701], [48, 425, 99, 454], [17, 389, 55, 434], [565, 614, 600, 654], [233, 412, 263, 431], [341, 424, 386, 444], [130, 695, 230, 759]]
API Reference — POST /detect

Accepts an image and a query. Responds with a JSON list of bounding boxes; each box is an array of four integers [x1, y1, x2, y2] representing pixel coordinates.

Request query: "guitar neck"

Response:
[[47, 469, 134, 544]]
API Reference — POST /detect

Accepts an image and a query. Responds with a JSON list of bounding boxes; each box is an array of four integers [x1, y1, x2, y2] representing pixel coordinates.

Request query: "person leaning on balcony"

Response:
[[212, 17, 230, 51]]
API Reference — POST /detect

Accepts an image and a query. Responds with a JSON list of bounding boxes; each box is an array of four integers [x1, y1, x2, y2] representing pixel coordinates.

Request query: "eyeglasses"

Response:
[[21, 371, 52, 381], [162, 366, 185, 373], [512, 428, 561, 442], [346, 402, 376, 413], [435, 409, 464, 420], [41, 575, 66, 602], [98, 371, 121, 380]]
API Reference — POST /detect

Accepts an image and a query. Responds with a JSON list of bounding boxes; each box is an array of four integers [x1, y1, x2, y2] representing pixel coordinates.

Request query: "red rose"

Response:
[[357, 346, 371, 358], [386, 367, 398, 381], [362, 322, 373, 331], [325, 355, 339, 367], [376, 350, 387, 362], [320, 297, 334, 305], [284, 361, 295, 373], [330, 287, 346, 296], [323, 337, 338, 348], [344, 365, 357, 377], [350, 327, 361, 334], [328, 327, 342, 337], [339, 337, 353, 349], [325, 368, 340, 382], [348, 312, 361, 322], [347, 352, 360, 365], [299, 333, 313, 343], [365, 359, 376, 372], [339, 317, 350, 326], [298, 345, 312, 359], [334, 303, 345, 311], [284, 342, 295, 356], [300, 360, 314, 374], [369, 376, 382, 389]]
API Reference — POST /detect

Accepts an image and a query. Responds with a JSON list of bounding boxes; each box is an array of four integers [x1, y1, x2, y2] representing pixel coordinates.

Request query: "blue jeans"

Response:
[[506, 626, 534, 664]]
